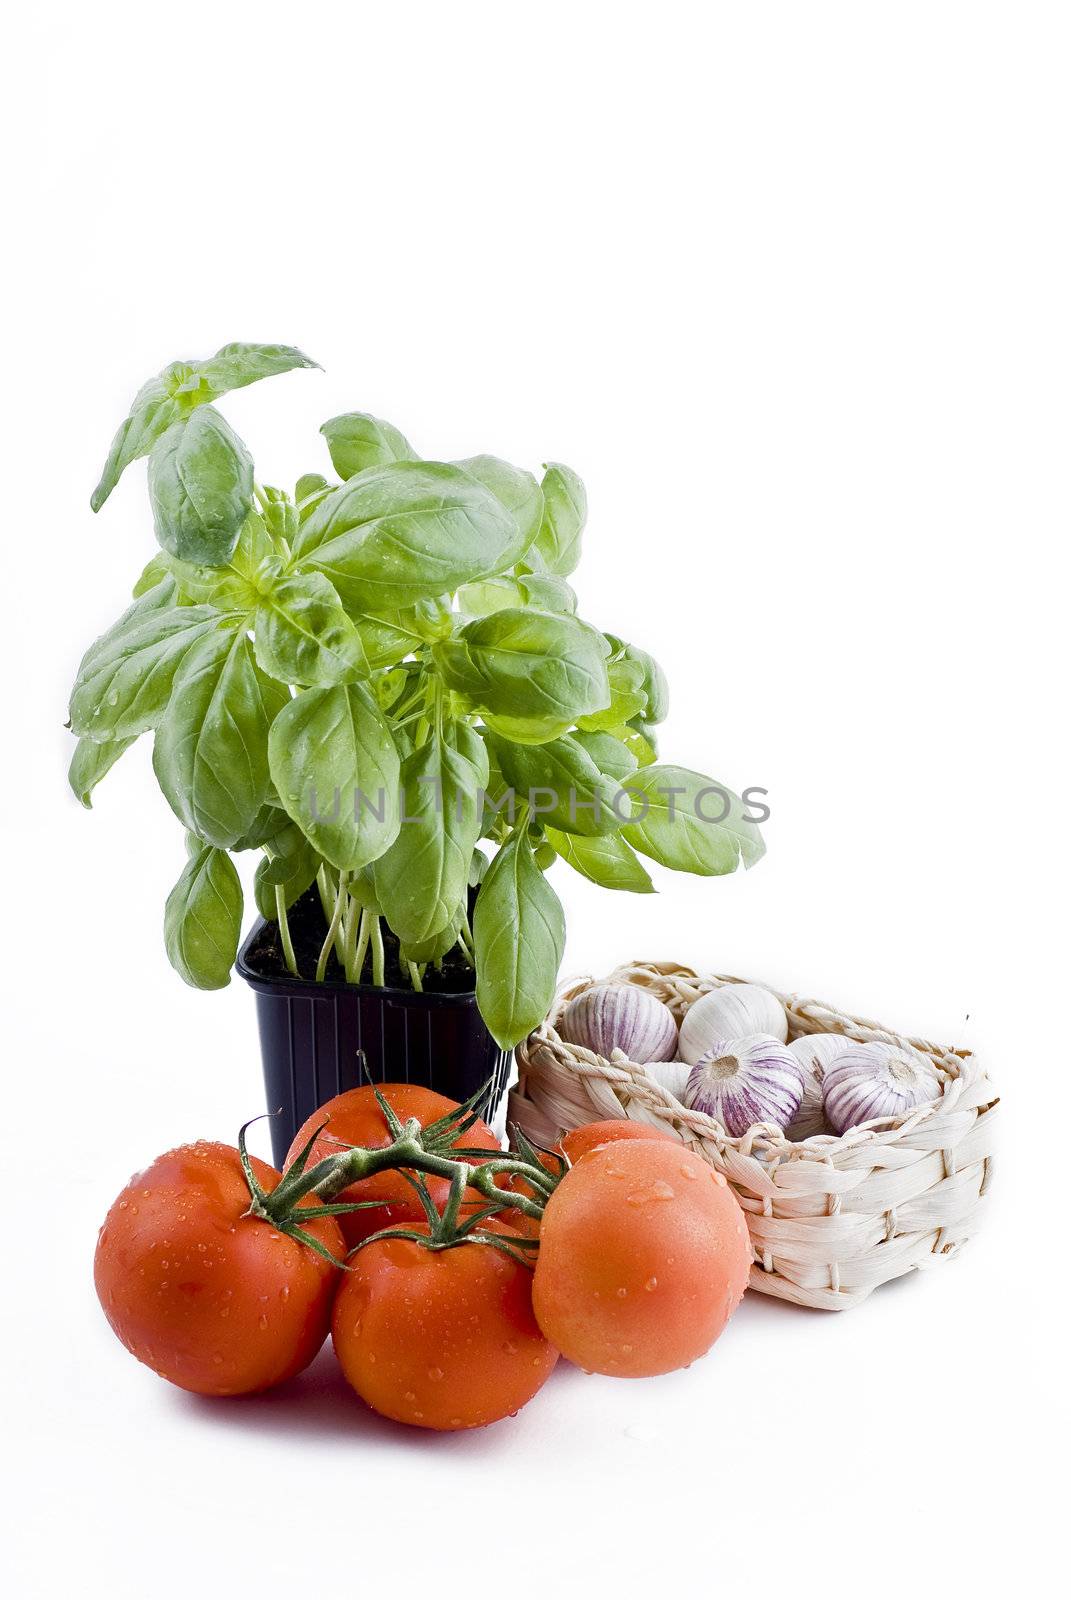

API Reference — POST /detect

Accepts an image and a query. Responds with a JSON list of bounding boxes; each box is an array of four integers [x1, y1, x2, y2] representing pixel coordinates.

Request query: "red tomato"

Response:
[[532, 1139, 751, 1377], [559, 1118, 675, 1164], [498, 1118, 675, 1239], [333, 1225, 558, 1430], [286, 1084, 500, 1247], [94, 1142, 343, 1397]]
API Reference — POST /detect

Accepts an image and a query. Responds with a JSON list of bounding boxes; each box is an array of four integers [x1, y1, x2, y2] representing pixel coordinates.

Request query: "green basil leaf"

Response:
[[133, 553, 173, 598], [519, 573, 577, 614], [434, 608, 610, 724], [92, 346, 315, 513], [232, 803, 288, 852], [480, 711, 575, 746], [374, 724, 487, 945], [458, 571, 577, 620], [622, 643, 669, 724], [399, 904, 465, 967], [543, 826, 655, 894], [624, 721, 659, 766], [529, 462, 586, 577], [197, 342, 319, 396], [164, 842, 243, 989], [468, 846, 490, 887], [254, 830, 320, 918], [453, 456, 543, 567], [268, 683, 401, 871], [622, 765, 765, 875], [296, 472, 331, 502], [148, 407, 254, 567], [293, 462, 520, 610], [68, 734, 136, 808], [262, 494, 299, 547], [320, 413, 418, 479], [473, 829, 565, 1048], [91, 365, 197, 512], [483, 729, 629, 837], [355, 612, 430, 669], [153, 627, 288, 847], [576, 654, 647, 732], [346, 867, 381, 913], [253, 569, 368, 686], [69, 602, 226, 741], [457, 578, 526, 620], [572, 729, 639, 784]]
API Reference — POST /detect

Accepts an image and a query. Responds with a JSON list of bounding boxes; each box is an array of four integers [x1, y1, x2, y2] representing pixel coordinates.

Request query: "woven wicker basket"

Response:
[[512, 961, 999, 1311]]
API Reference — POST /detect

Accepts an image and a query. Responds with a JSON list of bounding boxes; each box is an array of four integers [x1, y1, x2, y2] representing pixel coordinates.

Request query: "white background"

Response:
[[3, 3, 1066, 1595]]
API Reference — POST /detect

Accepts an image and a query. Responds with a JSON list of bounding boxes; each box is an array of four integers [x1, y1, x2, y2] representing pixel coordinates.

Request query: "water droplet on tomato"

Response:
[[427, 1366, 444, 1381], [258, 1314, 268, 1330], [679, 1165, 699, 1180], [616, 1286, 628, 1298], [280, 1286, 290, 1302], [404, 1391, 416, 1402], [645, 1276, 658, 1292], [212, 1354, 224, 1365], [503, 1340, 518, 1355], [118, 1201, 128, 1210]]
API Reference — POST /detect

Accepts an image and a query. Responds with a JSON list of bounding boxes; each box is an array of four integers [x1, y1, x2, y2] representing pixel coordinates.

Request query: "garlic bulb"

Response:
[[679, 985, 788, 1066], [685, 1033, 804, 1137], [558, 983, 678, 1063], [785, 1033, 857, 1140], [644, 1059, 692, 1103], [822, 1042, 941, 1135]]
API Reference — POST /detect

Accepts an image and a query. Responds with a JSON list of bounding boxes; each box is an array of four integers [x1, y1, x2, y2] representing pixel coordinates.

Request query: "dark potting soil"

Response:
[[243, 884, 479, 995]]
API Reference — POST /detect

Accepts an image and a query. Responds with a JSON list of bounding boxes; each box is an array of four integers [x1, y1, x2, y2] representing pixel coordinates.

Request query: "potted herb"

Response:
[[69, 342, 765, 1161]]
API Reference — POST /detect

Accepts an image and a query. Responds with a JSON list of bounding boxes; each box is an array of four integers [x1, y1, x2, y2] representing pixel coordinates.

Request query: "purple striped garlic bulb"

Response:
[[785, 1033, 857, 1140], [558, 983, 678, 1063], [822, 1042, 941, 1135], [685, 1033, 805, 1136]]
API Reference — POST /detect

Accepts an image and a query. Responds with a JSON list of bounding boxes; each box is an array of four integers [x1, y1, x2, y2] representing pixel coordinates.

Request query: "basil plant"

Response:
[[68, 343, 764, 1048]]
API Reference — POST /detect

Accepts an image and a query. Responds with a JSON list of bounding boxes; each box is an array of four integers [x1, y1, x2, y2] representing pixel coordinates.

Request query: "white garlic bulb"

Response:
[[679, 985, 788, 1066], [685, 1033, 804, 1137], [822, 1042, 941, 1135], [558, 983, 678, 1063], [644, 1059, 692, 1103], [785, 1033, 857, 1140]]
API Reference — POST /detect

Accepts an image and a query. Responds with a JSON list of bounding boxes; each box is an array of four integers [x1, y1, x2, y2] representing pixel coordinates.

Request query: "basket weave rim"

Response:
[[518, 960, 992, 1163]]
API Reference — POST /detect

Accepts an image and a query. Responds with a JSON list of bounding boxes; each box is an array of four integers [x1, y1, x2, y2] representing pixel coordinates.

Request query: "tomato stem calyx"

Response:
[[236, 1084, 566, 1266]]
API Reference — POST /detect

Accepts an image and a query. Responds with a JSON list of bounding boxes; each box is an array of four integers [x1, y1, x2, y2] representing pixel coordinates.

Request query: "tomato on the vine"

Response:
[[333, 1226, 557, 1430], [532, 1139, 751, 1377], [497, 1117, 675, 1239], [94, 1141, 343, 1397], [286, 1084, 500, 1247]]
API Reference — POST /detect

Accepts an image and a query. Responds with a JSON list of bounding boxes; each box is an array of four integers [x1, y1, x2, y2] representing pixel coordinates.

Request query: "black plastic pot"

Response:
[[236, 920, 512, 1169]]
